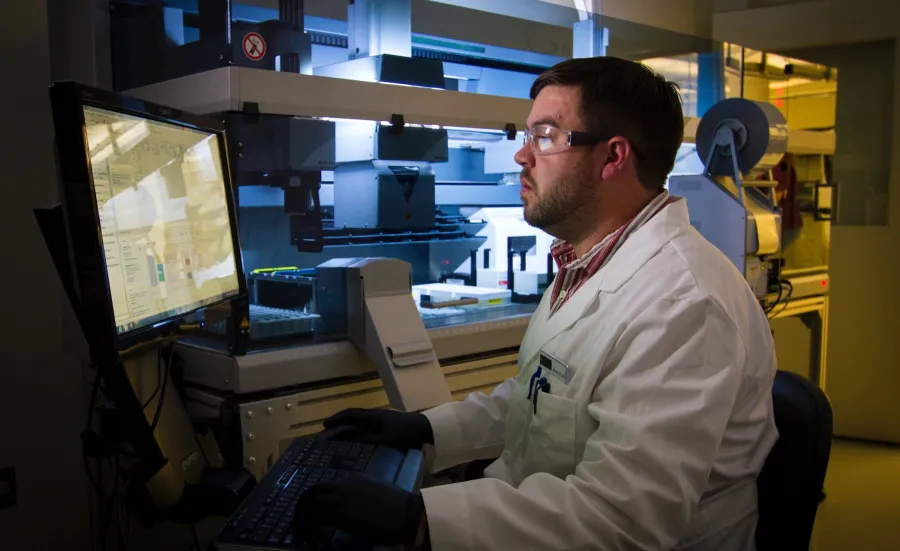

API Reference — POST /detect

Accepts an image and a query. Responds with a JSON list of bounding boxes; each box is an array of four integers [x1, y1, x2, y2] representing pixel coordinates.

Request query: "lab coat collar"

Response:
[[593, 198, 690, 293], [519, 278, 597, 370], [518, 199, 690, 369]]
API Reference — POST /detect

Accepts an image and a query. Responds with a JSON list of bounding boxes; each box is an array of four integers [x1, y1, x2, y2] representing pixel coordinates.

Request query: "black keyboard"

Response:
[[215, 436, 424, 551]]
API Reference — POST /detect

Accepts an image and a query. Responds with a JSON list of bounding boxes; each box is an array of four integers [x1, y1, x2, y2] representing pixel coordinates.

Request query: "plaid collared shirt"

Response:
[[548, 191, 680, 315]]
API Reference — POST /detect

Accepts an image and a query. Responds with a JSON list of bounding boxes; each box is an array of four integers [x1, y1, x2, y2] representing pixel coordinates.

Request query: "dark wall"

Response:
[[0, 0, 93, 549]]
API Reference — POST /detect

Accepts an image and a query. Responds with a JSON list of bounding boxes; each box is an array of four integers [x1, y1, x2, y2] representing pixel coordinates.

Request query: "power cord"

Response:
[[148, 343, 177, 434], [84, 365, 104, 497], [83, 333, 192, 551], [765, 278, 794, 316], [82, 364, 128, 551], [141, 347, 163, 410], [189, 524, 201, 550]]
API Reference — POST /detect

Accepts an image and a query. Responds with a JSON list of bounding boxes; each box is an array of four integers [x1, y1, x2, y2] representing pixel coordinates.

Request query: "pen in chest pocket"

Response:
[[532, 377, 550, 414], [527, 365, 543, 399]]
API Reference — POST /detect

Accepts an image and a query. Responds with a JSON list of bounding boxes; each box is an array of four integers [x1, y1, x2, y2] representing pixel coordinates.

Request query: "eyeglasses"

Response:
[[523, 124, 609, 155]]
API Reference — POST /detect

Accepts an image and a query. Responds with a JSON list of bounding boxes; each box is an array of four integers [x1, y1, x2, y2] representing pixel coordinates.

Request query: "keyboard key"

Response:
[[224, 437, 379, 548]]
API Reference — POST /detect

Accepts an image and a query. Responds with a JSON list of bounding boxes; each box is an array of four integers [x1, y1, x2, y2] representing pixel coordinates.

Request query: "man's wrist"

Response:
[[413, 512, 429, 550], [414, 412, 435, 446]]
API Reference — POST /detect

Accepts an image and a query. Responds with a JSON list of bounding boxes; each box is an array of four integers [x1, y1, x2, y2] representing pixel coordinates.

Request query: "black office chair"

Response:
[[756, 370, 833, 551]]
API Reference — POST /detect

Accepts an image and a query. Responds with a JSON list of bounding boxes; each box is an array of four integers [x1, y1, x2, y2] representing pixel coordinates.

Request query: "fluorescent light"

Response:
[[91, 143, 115, 166], [114, 121, 150, 153], [86, 125, 110, 151]]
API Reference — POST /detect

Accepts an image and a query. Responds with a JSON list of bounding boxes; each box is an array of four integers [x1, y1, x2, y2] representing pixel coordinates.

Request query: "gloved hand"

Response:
[[293, 473, 426, 546], [321, 408, 434, 451]]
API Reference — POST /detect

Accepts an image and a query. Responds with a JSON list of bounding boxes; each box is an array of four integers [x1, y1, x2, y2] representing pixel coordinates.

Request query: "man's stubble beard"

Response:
[[523, 158, 598, 240]]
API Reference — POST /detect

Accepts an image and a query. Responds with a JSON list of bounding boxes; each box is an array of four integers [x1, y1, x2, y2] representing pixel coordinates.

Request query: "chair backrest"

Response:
[[756, 370, 833, 551]]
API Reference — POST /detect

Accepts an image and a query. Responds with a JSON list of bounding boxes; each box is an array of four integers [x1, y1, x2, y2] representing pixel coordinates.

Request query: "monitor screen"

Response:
[[83, 105, 241, 335]]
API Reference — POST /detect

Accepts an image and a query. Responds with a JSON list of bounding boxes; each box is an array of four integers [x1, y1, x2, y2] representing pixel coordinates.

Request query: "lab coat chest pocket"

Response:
[[524, 386, 578, 479]]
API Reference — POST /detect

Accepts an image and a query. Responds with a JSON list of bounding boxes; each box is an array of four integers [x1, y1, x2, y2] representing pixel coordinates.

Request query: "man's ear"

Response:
[[600, 136, 632, 180]]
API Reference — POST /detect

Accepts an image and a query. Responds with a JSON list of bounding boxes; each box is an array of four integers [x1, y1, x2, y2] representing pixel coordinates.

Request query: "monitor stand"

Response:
[[120, 346, 255, 525], [35, 207, 255, 526]]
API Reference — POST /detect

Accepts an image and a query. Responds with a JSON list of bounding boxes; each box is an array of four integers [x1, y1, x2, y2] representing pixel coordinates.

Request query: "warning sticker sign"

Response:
[[242, 32, 266, 61]]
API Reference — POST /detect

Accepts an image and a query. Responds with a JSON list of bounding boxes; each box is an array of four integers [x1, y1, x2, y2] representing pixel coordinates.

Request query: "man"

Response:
[[295, 56, 778, 551]]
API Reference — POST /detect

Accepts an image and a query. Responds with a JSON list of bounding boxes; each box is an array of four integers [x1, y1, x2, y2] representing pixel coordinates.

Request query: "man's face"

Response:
[[515, 85, 599, 236]]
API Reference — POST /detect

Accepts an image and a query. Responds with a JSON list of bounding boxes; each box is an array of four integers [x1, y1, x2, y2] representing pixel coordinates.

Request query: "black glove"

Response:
[[322, 408, 434, 451], [293, 473, 426, 546]]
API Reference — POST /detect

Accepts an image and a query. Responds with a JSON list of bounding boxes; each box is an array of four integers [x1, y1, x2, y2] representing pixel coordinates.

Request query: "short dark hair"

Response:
[[530, 57, 684, 191]]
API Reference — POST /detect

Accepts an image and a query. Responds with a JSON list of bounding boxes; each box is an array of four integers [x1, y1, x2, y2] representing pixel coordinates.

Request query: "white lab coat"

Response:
[[421, 199, 778, 551]]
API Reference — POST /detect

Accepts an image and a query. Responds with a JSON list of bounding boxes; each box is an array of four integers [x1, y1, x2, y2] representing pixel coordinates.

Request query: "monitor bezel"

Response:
[[49, 81, 247, 364]]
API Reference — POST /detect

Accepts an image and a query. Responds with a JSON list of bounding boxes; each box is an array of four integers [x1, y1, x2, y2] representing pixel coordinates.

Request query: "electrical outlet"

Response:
[[0, 467, 16, 509]]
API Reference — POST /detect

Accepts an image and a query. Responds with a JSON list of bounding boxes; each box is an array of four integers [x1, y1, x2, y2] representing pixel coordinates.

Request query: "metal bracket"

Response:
[[704, 122, 746, 205], [285, 172, 324, 253], [241, 101, 261, 124], [390, 113, 405, 134], [813, 181, 838, 222], [504, 123, 517, 141]]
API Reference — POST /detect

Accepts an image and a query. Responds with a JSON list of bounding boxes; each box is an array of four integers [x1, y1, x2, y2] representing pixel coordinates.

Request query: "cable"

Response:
[[83, 365, 104, 497], [117, 323, 200, 359], [194, 432, 213, 469], [189, 524, 201, 551], [105, 454, 121, 551], [764, 282, 784, 315], [765, 278, 794, 316], [774, 279, 794, 315], [98, 453, 107, 551], [142, 347, 163, 411], [87, 330, 195, 549], [149, 343, 176, 434]]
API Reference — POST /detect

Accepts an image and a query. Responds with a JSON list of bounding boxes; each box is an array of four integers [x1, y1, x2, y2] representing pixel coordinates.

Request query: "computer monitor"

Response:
[[49, 81, 246, 363]]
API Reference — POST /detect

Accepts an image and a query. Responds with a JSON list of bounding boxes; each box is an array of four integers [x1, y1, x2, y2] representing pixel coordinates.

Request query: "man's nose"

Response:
[[514, 142, 535, 168]]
